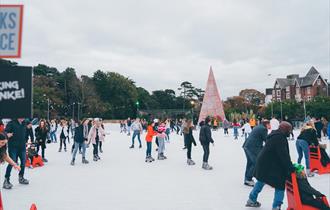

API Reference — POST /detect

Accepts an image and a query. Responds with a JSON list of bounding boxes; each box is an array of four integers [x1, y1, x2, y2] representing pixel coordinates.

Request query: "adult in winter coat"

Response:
[[25, 121, 34, 143], [314, 118, 323, 140], [242, 120, 270, 187], [296, 122, 318, 177], [3, 118, 29, 189], [87, 119, 105, 161], [71, 119, 89, 165], [246, 121, 295, 210], [183, 120, 197, 166], [35, 120, 49, 162], [50, 120, 58, 143], [199, 117, 214, 170], [59, 120, 69, 152], [0, 133, 21, 177], [129, 118, 143, 149]]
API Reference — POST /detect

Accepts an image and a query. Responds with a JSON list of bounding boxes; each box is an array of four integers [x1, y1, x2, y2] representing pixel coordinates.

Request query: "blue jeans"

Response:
[[296, 139, 310, 169], [72, 142, 86, 159], [50, 131, 57, 142], [249, 180, 284, 209], [132, 130, 141, 146], [5, 146, 26, 179], [243, 148, 257, 182], [146, 142, 152, 157]]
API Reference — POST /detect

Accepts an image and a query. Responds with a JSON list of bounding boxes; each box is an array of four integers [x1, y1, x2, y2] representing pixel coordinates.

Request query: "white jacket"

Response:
[[59, 125, 69, 138]]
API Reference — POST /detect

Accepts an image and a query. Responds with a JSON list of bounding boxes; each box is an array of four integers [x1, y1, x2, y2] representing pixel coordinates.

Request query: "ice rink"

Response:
[[1, 124, 330, 210]]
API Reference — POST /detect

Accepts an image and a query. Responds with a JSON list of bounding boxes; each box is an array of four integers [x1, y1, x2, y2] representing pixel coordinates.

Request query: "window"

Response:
[[307, 87, 311, 95], [286, 86, 290, 91], [317, 79, 321, 85], [296, 87, 300, 94], [286, 93, 290, 99], [277, 90, 281, 96]]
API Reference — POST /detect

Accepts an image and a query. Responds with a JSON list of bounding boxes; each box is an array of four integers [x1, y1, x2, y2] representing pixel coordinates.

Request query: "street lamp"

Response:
[[136, 101, 140, 117], [190, 101, 195, 120], [43, 94, 50, 121]]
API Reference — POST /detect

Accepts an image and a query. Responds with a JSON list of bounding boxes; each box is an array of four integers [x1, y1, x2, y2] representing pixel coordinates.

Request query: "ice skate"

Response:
[[158, 154, 165, 160], [129, 145, 134, 149], [187, 159, 195, 165], [145, 156, 152, 162], [3, 178, 13, 189], [82, 158, 89, 164], [71, 159, 75, 166], [93, 155, 98, 161], [42, 158, 48, 163], [244, 180, 255, 187], [202, 162, 213, 170], [245, 199, 261, 207], [18, 176, 29, 185]]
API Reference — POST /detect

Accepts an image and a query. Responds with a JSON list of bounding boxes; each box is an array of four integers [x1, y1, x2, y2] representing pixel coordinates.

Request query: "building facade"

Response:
[[271, 67, 328, 102]]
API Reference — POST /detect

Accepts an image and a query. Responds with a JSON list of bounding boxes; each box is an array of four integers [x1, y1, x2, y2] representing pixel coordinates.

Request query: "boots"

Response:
[[42, 158, 48, 163], [187, 159, 196, 165], [158, 154, 165, 160], [71, 158, 75, 166], [129, 145, 134, 149], [93, 155, 98, 161], [245, 199, 261, 207], [99, 148, 103, 153], [145, 156, 153, 163], [306, 169, 315, 177], [244, 180, 255, 187], [3, 178, 13, 189], [202, 162, 213, 170], [82, 157, 89, 164], [18, 176, 29, 185]]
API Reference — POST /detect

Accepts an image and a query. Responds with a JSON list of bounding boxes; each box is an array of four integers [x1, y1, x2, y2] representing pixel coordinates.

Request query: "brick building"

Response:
[[272, 67, 328, 102]]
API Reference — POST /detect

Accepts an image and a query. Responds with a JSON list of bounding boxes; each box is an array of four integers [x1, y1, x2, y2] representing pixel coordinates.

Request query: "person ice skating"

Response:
[[145, 122, 157, 162], [165, 119, 171, 142], [25, 121, 34, 143], [127, 118, 132, 136], [199, 117, 214, 170], [71, 119, 89, 165], [293, 163, 330, 210], [99, 121, 106, 153], [3, 118, 29, 189], [232, 120, 240, 140], [242, 120, 252, 140], [245, 121, 295, 210], [296, 121, 318, 177], [223, 119, 230, 136], [59, 120, 69, 152], [183, 120, 197, 166], [0, 133, 21, 189], [50, 120, 58, 143], [157, 122, 167, 160], [242, 120, 270, 187], [88, 119, 105, 161], [129, 118, 143, 149], [35, 120, 49, 162]]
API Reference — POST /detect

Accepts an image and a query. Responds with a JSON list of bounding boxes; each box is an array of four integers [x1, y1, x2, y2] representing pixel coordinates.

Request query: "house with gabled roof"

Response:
[[272, 66, 328, 102]]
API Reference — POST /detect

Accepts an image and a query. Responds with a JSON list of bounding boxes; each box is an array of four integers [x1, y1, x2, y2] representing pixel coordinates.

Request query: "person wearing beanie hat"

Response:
[[157, 122, 167, 160], [293, 163, 330, 210], [246, 121, 295, 210], [0, 133, 21, 189]]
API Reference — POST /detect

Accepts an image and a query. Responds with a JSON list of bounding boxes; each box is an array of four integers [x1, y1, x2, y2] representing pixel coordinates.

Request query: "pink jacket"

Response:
[[88, 126, 105, 145]]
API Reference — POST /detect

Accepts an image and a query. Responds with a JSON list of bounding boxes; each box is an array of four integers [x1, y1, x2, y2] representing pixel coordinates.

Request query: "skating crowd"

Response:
[[1, 115, 330, 210]]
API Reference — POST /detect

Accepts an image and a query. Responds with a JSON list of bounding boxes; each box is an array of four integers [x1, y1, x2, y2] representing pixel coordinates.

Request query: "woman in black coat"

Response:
[[199, 117, 214, 170], [183, 120, 197, 166], [35, 120, 49, 162], [246, 122, 295, 209]]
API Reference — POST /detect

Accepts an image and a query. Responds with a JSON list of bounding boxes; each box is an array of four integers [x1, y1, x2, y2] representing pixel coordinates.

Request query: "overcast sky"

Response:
[[3, 0, 330, 99]]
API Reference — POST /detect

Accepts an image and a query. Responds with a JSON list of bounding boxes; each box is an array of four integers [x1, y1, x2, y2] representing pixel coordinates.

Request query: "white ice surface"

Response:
[[1, 124, 330, 210]]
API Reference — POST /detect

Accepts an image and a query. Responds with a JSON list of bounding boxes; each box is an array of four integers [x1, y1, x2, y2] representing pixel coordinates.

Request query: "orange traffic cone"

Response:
[[30, 204, 37, 210]]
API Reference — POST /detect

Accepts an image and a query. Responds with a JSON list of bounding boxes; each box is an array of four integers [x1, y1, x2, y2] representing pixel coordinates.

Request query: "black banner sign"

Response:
[[0, 65, 32, 118]]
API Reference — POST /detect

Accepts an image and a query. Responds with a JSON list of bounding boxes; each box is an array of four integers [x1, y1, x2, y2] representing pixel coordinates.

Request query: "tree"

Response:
[[239, 89, 265, 106]]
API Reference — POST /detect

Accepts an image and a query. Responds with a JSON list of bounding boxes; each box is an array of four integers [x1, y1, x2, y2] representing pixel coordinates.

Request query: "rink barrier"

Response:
[[309, 146, 330, 175], [286, 173, 329, 210]]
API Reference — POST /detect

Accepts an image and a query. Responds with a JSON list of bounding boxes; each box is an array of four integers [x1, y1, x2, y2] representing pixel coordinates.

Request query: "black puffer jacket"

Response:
[[297, 128, 318, 146], [199, 124, 214, 145]]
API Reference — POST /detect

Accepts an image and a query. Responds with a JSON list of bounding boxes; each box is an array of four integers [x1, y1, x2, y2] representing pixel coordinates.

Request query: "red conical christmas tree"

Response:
[[198, 66, 226, 122]]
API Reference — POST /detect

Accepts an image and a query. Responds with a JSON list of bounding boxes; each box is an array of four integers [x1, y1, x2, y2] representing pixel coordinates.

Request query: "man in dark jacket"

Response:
[[246, 121, 295, 210], [199, 117, 214, 170], [3, 118, 29, 189], [25, 121, 34, 143], [242, 120, 270, 187], [71, 120, 89, 166]]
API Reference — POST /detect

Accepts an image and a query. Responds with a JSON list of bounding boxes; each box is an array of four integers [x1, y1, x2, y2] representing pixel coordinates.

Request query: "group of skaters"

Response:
[[0, 117, 107, 190], [242, 117, 330, 210]]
